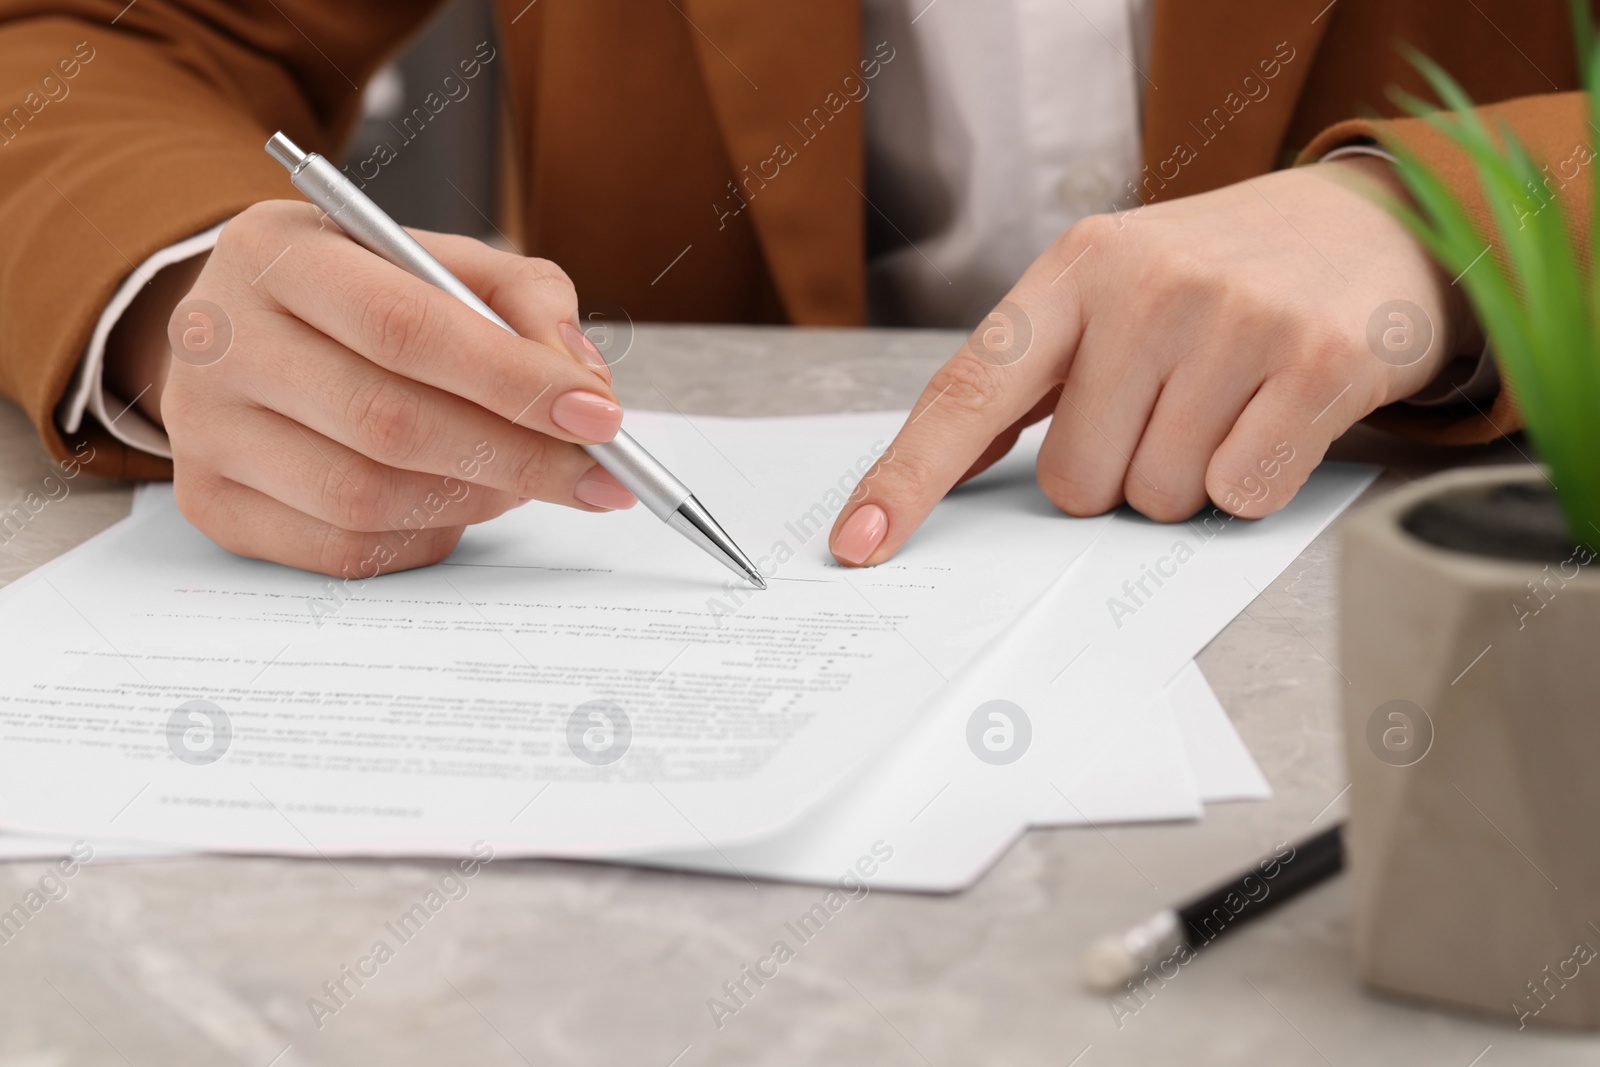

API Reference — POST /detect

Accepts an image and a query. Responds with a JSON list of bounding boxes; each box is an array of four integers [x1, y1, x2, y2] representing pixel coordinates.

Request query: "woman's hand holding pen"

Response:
[[829, 157, 1481, 566], [143, 200, 636, 577]]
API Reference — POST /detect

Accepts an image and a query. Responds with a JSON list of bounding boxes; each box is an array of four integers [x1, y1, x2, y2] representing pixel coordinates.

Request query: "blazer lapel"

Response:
[[1141, 0, 1333, 201], [678, 0, 866, 324]]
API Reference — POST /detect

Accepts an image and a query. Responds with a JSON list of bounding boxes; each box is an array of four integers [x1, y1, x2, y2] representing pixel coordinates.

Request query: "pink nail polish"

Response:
[[573, 466, 638, 511], [559, 321, 612, 383], [834, 504, 888, 565], [550, 390, 623, 442]]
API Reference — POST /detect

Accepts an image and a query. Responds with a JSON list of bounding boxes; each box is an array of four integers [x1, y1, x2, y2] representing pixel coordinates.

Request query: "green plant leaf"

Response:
[[1379, 22, 1600, 549]]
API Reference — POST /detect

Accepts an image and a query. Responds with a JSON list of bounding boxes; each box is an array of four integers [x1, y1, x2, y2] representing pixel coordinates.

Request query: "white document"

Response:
[[117, 453, 1272, 815], [632, 467, 1368, 893], [1023, 466, 1371, 822], [806, 461, 1372, 876], [0, 660, 1254, 867], [1170, 660, 1271, 804], [634, 676, 1205, 892], [0, 414, 1320, 888], [0, 413, 1120, 857]]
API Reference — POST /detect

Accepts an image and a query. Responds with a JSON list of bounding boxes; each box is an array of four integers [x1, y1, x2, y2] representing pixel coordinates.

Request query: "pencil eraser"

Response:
[[1082, 934, 1139, 993]]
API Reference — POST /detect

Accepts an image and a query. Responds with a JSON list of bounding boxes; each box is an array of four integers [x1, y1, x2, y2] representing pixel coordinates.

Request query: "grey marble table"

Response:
[[0, 325, 1590, 1067]]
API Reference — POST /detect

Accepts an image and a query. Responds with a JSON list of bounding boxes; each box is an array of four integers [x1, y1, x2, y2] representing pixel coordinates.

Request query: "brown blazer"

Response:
[[0, 0, 1588, 481]]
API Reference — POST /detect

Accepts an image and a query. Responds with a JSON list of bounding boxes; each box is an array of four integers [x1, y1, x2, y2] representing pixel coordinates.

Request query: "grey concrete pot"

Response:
[[1340, 465, 1600, 1030]]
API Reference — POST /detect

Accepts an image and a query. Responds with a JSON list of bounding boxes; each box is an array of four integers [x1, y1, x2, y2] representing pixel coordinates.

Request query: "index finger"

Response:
[[827, 253, 1088, 566], [243, 208, 618, 445]]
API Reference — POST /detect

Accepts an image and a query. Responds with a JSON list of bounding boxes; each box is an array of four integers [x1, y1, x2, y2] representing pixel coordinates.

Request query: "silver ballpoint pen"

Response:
[[264, 131, 764, 590]]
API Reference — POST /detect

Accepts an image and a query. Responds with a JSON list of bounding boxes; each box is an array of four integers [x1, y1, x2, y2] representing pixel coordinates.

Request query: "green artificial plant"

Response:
[[1380, 0, 1600, 551]]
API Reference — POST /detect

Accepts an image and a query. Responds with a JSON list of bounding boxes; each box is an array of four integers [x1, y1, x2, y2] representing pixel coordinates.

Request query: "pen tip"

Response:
[[749, 572, 768, 591]]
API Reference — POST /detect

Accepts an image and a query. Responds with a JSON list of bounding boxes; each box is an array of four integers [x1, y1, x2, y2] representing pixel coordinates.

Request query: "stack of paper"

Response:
[[0, 412, 1371, 889]]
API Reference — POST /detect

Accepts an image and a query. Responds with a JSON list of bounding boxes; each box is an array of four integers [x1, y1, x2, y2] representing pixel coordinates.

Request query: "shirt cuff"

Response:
[[1317, 143, 1500, 408], [58, 222, 226, 461]]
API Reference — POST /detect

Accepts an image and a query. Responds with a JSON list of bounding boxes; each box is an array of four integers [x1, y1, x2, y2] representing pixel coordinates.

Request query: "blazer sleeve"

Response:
[[1300, 91, 1593, 446], [0, 0, 442, 480]]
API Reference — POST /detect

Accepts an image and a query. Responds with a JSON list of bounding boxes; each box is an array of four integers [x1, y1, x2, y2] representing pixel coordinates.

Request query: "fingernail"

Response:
[[516, 496, 533, 505], [559, 321, 612, 383], [834, 504, 888, 565], [550, 390, 622, 442], [573, 466, 637, 511]]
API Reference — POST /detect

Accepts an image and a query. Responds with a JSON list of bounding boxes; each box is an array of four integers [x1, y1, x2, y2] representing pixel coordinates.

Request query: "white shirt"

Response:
[[862, 0, 1150, 327]]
